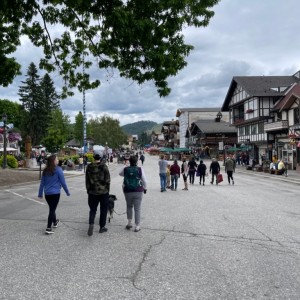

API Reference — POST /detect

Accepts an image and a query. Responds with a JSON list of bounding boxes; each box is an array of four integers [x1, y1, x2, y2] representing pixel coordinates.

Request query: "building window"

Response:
[[258, 122, 264, 133], [238, 127, 244, 136], [251, 124, 257, 134], [294, 108, 300, 124], [245, 125, 250, 135]]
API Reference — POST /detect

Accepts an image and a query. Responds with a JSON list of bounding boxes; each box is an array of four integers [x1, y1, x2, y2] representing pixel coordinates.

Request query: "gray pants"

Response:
[[125, 192, 143, 226]]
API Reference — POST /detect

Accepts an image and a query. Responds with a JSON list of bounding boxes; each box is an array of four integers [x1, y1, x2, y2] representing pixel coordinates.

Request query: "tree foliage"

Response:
[[121, 120, 157, 136], [0, 0, 220, 97], [42, 128, 64, 154], [46, 108, 71, 145], [89, 115, 128, 148], [0, 99, 23, 128]]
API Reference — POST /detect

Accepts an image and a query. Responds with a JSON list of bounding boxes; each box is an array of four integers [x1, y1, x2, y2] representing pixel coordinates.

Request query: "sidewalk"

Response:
[[219, 160, 300, 185]]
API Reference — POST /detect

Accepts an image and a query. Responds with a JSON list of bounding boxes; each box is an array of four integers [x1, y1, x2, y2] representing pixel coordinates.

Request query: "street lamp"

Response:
[[2, 113, 7, 169], [216, 111, 222, 122], [222, 134, 226, 166]]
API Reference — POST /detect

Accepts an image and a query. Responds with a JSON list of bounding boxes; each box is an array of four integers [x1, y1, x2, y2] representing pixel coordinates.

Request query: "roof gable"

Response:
[[273, 83, 300, 111], [222, 74, 300, 111], [190, 119, 237, 135]]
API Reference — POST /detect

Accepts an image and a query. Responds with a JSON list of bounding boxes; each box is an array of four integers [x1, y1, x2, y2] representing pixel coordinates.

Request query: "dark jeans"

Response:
[[45, 194, 60, 228], [88, 193, 109, 228], [189, 170, 196, 184], [227, 171, 234, 183], [199, 174, 205, 184]]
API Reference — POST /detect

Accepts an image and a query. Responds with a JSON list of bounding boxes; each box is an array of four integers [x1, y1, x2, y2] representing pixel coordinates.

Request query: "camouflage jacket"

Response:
[[85, 162, 110, 195]]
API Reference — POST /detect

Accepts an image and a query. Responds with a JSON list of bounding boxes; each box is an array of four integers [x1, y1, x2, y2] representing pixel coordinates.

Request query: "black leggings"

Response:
[[227, 171, 234, 183], [45, 194, 60, 228]]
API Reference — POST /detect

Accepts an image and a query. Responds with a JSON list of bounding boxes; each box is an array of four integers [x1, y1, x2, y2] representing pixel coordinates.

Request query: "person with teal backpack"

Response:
[[119, 155, 147, 232]]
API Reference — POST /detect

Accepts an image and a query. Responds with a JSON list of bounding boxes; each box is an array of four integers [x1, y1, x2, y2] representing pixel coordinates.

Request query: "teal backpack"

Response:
[[123, 166, 142, 191]]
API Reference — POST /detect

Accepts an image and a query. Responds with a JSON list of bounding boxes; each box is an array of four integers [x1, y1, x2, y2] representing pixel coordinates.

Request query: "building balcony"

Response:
[[264, 120, 288, 132]]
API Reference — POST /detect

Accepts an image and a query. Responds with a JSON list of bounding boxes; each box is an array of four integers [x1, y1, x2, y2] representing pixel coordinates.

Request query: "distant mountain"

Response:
[[121, 120, 159, 136]]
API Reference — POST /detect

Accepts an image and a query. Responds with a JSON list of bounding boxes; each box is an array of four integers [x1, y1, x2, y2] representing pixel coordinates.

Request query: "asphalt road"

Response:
[[0, 155, 299, 300]]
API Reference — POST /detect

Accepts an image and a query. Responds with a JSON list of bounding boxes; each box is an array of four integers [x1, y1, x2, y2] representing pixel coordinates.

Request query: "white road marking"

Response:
[[5, 190, 46, 205]]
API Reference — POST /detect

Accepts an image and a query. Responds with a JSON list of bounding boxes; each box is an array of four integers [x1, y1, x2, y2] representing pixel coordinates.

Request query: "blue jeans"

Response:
[[159, 173, 167, 190], [171, 174, 179, 190]]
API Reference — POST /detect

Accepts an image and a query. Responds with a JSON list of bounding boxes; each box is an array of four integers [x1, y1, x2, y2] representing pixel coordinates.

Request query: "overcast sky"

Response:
[[1, 0, 300, 125]]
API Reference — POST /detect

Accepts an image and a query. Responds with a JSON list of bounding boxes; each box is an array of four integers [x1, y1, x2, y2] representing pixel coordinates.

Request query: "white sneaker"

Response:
[[134, 226, 140, 232]]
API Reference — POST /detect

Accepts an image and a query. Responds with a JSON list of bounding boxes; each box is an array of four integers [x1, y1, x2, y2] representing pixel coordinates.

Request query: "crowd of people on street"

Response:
[[37, 148, 293, 237]]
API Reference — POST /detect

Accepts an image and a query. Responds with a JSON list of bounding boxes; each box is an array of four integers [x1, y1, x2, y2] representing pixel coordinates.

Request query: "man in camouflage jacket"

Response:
[[86, 153, 111, 236]]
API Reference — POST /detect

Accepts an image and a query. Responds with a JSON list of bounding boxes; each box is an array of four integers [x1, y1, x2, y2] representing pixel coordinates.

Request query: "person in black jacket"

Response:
[[188, 157, 197, 184], [209, 158, 220, 185], [196, 160, 207, 185]]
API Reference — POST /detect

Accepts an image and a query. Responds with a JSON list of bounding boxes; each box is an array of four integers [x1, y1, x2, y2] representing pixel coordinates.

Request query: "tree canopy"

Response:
[[0, 0, 220, 97]]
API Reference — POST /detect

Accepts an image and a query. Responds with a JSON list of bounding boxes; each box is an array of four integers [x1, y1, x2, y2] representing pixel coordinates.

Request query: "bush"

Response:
[[0, 155, 18, 168]]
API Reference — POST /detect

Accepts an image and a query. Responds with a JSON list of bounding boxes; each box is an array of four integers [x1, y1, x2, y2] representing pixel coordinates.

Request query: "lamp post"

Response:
[[222, 134, 226, 166], [2, 113, 7, 169]]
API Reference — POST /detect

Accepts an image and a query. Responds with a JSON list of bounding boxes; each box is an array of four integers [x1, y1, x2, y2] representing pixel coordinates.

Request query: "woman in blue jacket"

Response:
[[38, 155, 70, 234]]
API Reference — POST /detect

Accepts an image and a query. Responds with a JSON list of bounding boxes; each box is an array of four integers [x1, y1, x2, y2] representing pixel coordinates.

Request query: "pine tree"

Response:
[[18, 63, 60, 145]]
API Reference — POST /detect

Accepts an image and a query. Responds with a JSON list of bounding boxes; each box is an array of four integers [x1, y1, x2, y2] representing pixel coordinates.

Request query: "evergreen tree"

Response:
[[74, 111, 84, 146], [18, 63, 60, 145], [40, 73, 60, 116], [18, 62, 43, 145]]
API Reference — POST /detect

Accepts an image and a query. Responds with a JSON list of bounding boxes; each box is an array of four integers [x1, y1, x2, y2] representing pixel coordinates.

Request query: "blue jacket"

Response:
[[38, 167, 70, 197]]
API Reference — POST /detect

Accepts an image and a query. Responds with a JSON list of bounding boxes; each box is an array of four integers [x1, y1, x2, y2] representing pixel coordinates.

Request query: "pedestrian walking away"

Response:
[[119, 155, 147, 232], [225, 155, 235, 185], [188, 157, 197, 184], [196, 160, 207, 185], [38, 155, 70, 235], [209, 158, 220, 185], [158, 155, 168, 192], [170, 160, 180, 191], [85, 152, 111, 236], [78, 155, 83, 171], [166, 164, 171, 188], [181, 157, 189, 190], [140, 154, 145, 165]]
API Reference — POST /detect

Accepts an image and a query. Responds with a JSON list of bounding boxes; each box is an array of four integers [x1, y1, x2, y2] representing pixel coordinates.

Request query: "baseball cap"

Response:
[[93, 151, 103, 160]]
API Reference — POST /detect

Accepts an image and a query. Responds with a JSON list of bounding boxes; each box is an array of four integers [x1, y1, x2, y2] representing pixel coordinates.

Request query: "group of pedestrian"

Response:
[[157, 154, 236, 190], [38, 152, 147, 236]]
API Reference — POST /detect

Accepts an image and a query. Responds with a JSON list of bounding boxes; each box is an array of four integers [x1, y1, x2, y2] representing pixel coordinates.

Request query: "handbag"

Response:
[[217, 173, 223, 183]]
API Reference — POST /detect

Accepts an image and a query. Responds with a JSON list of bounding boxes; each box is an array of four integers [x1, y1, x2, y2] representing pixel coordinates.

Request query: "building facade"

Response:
[[176, 108, 229, 148], [222, 71, 300, 169]]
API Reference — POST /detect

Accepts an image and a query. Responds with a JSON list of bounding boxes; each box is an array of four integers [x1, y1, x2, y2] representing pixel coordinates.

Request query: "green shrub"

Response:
[[0, 155, 18, 168]]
